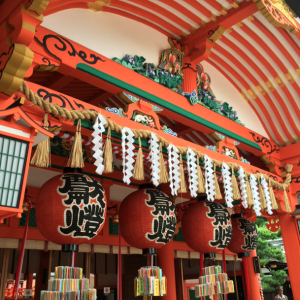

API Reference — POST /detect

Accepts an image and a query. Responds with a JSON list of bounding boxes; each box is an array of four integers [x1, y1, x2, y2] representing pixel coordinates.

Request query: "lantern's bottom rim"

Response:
[[62, 244, 79, 252], [204, 253, 216, 259], [63, 167, 83, 174], [231, 213, 243, 219], [142, 248, 157, 256], [238, 252, 251, 258]]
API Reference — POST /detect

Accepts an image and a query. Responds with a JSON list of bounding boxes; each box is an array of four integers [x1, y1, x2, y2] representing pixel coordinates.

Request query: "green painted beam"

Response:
[[76, 63, 262, 152]]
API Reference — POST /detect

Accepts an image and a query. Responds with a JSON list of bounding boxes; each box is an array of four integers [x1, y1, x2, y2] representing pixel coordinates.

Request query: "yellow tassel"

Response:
[[178, 154, 187, 193], [245, 172, 254, 207], [214, 164, 222, 199], [133, 137, 144, 181], [67, 120, 84, 168], [258, 182, 267, 211], [231, 167, 241, 200], [103, 127, 113, 173], [284, 189, 292, 213], [31, 113, 51, 168], [197, 155, 205, 193], [268, 179, 278, 210], [158, 143, 169, 184]]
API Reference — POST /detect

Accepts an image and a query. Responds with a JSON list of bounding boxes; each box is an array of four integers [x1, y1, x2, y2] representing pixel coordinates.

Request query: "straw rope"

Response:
[[19, 81, 293, 192]]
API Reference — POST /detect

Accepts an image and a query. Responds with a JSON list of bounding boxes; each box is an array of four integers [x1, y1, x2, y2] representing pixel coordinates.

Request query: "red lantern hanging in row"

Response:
[[182, 197, 232, 257], [119, 184, 177, 254], [36, 168, 107, 251], [227, 214, 258, 257], [227, 214, 258, 300]]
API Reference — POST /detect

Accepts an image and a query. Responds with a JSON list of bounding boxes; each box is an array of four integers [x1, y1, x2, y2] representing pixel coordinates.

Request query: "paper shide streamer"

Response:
[[186, 148, 198, 198], [121, 127, 135, 185], [238, 167, 248, 209], [148, 133, 160, 186], [168, 144, 180, 196], [222, 163, 233, 208], [92, 114, 107, 175], [250, 174, 261, 216], [204, 155, 215, 201], [261, 175, 272, 215]]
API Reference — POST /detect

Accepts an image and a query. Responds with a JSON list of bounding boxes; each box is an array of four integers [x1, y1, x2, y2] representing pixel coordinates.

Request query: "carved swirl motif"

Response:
[[249, 132, 279, 154], [182, 63, 197, 72], [37, 88, 85, 110], [292, 176, 300, 184], [41, 57, 59, 68], [34, 34, 106, 65], [253, 170, 281, 182]]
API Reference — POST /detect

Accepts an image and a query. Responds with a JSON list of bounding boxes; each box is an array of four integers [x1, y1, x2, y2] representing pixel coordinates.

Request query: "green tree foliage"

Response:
[[255, 217, 287, 292]]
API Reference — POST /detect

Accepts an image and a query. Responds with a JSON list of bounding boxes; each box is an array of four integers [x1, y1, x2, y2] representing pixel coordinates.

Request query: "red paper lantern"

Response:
[[119, 184, 176, 252], [227, 214, 258, 257], [36, 169, 107, 246], [181, 200, 232, 255]]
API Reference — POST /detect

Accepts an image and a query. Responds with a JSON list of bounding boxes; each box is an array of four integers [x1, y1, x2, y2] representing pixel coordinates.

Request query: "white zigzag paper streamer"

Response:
[[121, 127, 135, 185], [187, 148, 198, 198], [168, 144, 180, 196], [92, 114, 107, 175], [222, 163, 233, 208], [250, 174, 261, 216], [204, 155, 215, 201], [148, 133, 160, 186], [238, 166, 248, 209], [261, 175, 273, 215]]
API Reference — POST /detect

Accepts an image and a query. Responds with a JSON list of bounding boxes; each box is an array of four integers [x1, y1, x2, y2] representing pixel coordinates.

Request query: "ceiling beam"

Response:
[[88, 91, 114, 106], [47, 73, 74, 90]]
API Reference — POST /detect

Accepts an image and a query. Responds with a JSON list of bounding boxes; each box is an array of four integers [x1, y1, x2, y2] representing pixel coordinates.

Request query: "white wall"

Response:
[[202, 61, 268, 137], [42, 9, 170, 63], [42, 9, 268, 137]]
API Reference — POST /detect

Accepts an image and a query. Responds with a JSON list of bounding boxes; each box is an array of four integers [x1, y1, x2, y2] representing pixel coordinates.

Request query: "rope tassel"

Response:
[[214, 164, 222, 199], [133, 137, 144, 180], [178, 154, 187, 193], [245, 172, 254, 208], [104, 127, 113, 173], [31, 113, 51, 168], [158, 143, 169, 184], [67, 120, 84, 169], [284, 189, 292, 213], [258, 181, 267, 211], [197, 155, 205, 193], [231, 167, 241, 200], [269, 179, 278, 210]]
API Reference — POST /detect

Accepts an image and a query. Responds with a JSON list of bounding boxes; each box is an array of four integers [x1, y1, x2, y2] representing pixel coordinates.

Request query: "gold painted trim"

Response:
[[88, 0, 111, 12], [257, 84, 266, 95], [36, 65, 59, 72], [22, 21, 35, 33], [275, 76, 285, 87], [210, 14, 217, 22], [248, 88, 257, 99], [231, 0, 239, 8], [255, 0, 299, 34], [207, 26, 225, 43], [285, 72, 295, 83], [27, 0, 50, 16], [266, 80, 275, 91], [220, 7, 228, 16], [241, 92, 249, 102], [0, 44, 34, 97]]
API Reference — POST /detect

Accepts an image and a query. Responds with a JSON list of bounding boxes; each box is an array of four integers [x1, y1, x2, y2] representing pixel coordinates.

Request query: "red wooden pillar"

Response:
[[182, 56, 197, 95], [26, 274, 33, 289], [157, 240, 176, 300], [279, 213, 300, 300], [246, 250, 260, 300]]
